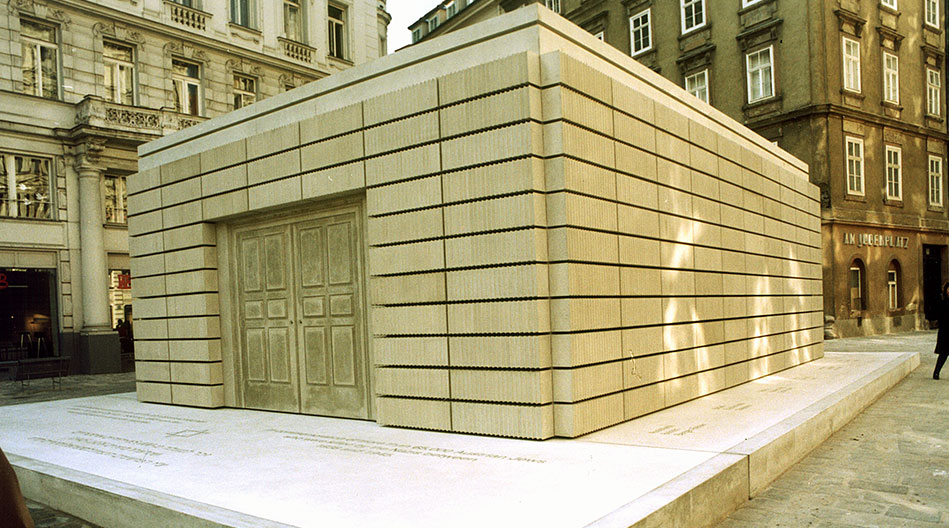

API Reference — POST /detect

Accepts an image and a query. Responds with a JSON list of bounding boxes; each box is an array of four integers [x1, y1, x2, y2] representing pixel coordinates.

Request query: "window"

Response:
[[109, 269, 133, 330], [926, 0, 939, 28], [103, 41, 135, 105], [680, 0, 706, 34], [885, 145, 902, 200], [545, 0, 561, 14], [746, 46, 774, 103], [883, 52, 899, 104], [887, 261, 901, 310], [230, 0, 254, 28], [930, 155, 943, 206], [686, 70, 709, 103], [170, 0, 197, 7], [0, 154, 52, 219], [284, 0, 303, 42], [104, 174, 127, 224], [630, 10, 652, 56], [172, 59, 201, 116], [742, 0, 764, 6], [849, 260, 866, 311], [427, 16, 438, 32], [233, 74, 257, 109], [927, 68, 941, 116], [412, 28, 421, 43], [593, 31, 604, 40], [19, 19, 59, 99], [881, 0, 897, 9], [446, 2, 456, 18], [328, 4, 346, 60], [842, 38, 861, 93], [845, 137, 864, 196]]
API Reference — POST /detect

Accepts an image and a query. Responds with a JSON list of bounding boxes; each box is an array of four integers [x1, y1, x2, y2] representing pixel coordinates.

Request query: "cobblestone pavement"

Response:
[[716, 331, 948, 528]]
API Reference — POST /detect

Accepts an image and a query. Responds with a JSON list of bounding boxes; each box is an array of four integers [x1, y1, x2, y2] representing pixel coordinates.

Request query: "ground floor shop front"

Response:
[[823, 221, 948, 337]]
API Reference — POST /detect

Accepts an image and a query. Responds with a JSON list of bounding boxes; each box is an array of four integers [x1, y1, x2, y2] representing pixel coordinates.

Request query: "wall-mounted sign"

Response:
[[842, 232, 910, 249], [116, 273, 132, 290]]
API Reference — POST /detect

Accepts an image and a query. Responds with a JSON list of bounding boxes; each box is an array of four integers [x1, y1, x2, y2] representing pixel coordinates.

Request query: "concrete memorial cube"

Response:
[[130, 6, 822, 439]]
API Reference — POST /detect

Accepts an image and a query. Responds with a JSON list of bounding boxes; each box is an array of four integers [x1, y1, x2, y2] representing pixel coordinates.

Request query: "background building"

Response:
[[0, 0, 389, 374], [414, 0, 949, 337]]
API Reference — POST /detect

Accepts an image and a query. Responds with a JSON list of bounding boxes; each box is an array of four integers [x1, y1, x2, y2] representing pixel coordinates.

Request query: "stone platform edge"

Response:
[[586, 351, 920, 528], [10, 453, 294, 528], [9, 352, 919, 528]]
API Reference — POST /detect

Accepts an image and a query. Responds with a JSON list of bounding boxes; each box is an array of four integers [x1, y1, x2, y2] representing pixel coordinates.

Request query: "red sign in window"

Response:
[[117, 274, 132, 290]]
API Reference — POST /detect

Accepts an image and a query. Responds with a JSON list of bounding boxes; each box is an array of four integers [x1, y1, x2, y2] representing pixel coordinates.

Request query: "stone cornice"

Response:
[[745, 103, 949, 142]]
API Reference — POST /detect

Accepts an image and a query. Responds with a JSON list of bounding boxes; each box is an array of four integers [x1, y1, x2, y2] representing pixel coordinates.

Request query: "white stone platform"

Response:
[[1, 351, 918, 528]]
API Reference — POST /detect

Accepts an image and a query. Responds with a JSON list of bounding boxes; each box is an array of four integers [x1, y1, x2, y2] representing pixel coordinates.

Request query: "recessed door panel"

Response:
[[236, 225, 299, 412]]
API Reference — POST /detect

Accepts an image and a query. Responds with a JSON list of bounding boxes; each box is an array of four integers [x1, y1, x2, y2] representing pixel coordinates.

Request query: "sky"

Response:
[[386, 1, 438, 52]]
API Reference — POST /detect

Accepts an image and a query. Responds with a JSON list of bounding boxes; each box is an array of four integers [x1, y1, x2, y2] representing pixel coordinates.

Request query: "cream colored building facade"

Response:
[[132, 7, 824, 439], [0, 0, 388, 373]]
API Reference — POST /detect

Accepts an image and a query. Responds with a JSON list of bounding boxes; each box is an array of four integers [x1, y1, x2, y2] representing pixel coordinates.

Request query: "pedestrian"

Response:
[[0, 446, 33, 528], [935, 282, 949, 380]]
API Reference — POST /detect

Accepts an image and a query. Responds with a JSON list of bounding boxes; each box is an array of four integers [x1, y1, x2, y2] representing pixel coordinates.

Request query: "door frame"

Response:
[[217, 194, 373, 418]]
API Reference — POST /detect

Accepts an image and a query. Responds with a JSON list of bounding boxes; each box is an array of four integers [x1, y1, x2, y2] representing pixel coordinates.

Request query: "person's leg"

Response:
[[935, 352, 949, 380], [0, 447, 33, 528]]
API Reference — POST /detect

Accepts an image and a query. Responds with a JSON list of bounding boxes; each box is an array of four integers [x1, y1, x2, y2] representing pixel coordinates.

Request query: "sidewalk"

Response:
[[717, 331, 948, 527]]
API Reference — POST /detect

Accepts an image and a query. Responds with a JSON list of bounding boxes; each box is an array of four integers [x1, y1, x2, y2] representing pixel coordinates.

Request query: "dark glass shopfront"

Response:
[[0, 268, 58, 360]]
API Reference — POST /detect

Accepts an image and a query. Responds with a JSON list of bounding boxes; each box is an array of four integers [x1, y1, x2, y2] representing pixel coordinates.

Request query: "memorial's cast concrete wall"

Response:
[[130, 6, 823, 439]]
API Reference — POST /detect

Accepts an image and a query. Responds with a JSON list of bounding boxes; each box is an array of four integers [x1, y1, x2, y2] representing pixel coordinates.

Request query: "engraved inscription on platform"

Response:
[[648, 424, 708, 437], [66, 405, 208, 425], [270, 429, 548, 463], [29, 430, 213, 467]]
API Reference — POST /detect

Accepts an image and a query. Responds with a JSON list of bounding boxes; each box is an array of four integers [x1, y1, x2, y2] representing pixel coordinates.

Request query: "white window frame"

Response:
[[593, 30, 604, 40], [232, 73, 257, 110], [412, 27, 421, 43], [883, 52, 899, 104], [427, 16, 438, 32], [927, 68, 941, 116], [446, 2, 456, 18], [680, 0, 706, 34], [746, 46, 774, 103], [104, 174, 127, 224], [545, 0, 561, 14], [742, 0, 765, 7], [19, 19, 60, 100], [881, 0, 897, 9], [630, 9, 652, 56], [885, 145, 902, 201], [849, 264, 864, 311], [686, 69, 709, 103], [328, 3, 347, 60], [887, 269, 899, 310], [842, 37, 861, 93], [171, 59, 202, 116], [284, 0, 304, 42], [926, 0, 940, 28], [230, 0, 256, 28], [845, 136, 864, 196], [930, 155, 944, 207], [103, 40, 136, 106]]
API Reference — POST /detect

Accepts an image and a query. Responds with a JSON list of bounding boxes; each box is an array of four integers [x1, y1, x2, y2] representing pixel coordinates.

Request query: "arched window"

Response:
[[887, 260, 902, 310], [849, 259, 867, 311]]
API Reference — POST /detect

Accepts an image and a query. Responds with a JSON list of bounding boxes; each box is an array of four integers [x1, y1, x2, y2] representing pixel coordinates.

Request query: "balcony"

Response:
[[164, 0, 210, 31], [279, 37, 316, 63], [75, 96, 207, 137]]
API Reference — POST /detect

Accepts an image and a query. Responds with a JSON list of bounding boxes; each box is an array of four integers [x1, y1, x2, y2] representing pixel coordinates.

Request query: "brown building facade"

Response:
[[412, 0, 949, 337]]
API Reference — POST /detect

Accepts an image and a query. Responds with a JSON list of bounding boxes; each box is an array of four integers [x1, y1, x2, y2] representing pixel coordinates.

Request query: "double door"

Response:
[[235, 209, 368, 418]]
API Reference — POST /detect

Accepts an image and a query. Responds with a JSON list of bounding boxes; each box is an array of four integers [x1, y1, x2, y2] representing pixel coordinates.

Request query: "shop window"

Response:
[[0, 268, 57, 358], [0, 154, 53, 219], [849, 259, 867, 311], [109, 269, 133, 329], [887, 261, 901, 310], [104, 174, 127, 224], [233, 74, 257, 110], [328, 4, 347, 60], [20, 18, 59, 100], [103, 40, 136, 105], [172, 59, 202, 116], [686, 69, 709, 103], [284, 0, 303, 42]]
